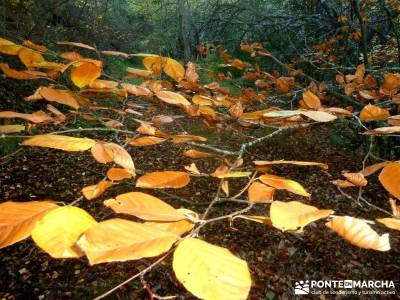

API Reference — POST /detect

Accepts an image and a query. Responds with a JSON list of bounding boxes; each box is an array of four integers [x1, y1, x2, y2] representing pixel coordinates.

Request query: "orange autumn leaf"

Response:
[[91, 142, 135, 173], [57, 41, 96, 50], [0, 124, 25, 133], [379, 162, 400, 199], [361, 162, 390, 177], [248, 182, 275, 203], [71, 62, 101, 88], [18, 48, 45, 68], [156, 90, 191, 107], [106, 168, 134, 181], [276, 77, 294, 93], [136, 171, 190, 189], [254, 160, 328, 169], [326, 216, 390, 251], [360, 104, 390, 121], [23, 135, 96, 151], [342, 172, 368, 187], [185, 62, 199, 83], [26, 87, 80, 110], [0, 63, 47, 80], [302, 91, 322, 109], [0, 110, 53, 124], [82, 181, 113, 200], [170, 134, 207, 144], [22, 40, 48, 52], [183, 149, 215, 159], [331, 179, 356, 188], [164, 58, 185, 82], [128, 136, 167, 147], [0, 201, 58, 249], [259, 174, 310, 197], [362, 126, 400, 135]]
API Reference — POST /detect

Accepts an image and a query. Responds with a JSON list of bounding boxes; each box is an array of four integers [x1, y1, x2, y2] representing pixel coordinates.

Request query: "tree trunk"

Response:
[[177, 0, 192, 61]]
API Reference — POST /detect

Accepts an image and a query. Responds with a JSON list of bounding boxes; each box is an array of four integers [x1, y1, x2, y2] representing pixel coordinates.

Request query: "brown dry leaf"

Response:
[[0, 63, 47, 80], [233, 215, 272, 226], [104, 192, 197, 222], [254, 160, 328, 169], [221, 180, 229, 196], [361, 162, 390, 176], [136, 171, 190, 189], [22, 40, 47, 52], [229, 101, 244, 118], [389, 199, 400, 217], [104, 120, 124, 128], [342, 172, 368, 187], [360, 104, 390, 121], [156, 90, 191, 107], [145, 220, 194, 236], [326, 216, 390, 251], [184, 163, 201, 175], [82, 181, 113, 200], [248, 182, 275, 203], [0, 124, 25, 133], [57, 41, 95, 50], [23, 135, 96, 151], [71, 62, 101, 88], [170, 134, 207, 144], [362, 126, 400, 135], [128, 136, 167, 147], [122, 83, 153, 97], [376, 218, 400, 231], [301, 110, 337, 122], [183, 149, 215, 159], [77, 218, 178, 265], [331, 179, 356, 188], [192, 95, 213, 106], [164, 58, 185, 82], [101, 50, 129, 58], [259, 174, 310, 197], [125, 67, 153, 78], [106, 168, 134, 181], [271, 201, 334, 232], [91, 142, 135, 173], [211, 164, 229, 177], [185, 62, 199, 83], [136, 122, 157, 136], [302, 91, 322, 109], [336, 74, 345, 85], [60, 51, 84, 61], [151, 115, 174, 126], [276, 77, 294, 93], [381, 73, 400, 92], [0, 201, 58, 249], [89, 79, 119, 90], [379, 162, 400, 199]]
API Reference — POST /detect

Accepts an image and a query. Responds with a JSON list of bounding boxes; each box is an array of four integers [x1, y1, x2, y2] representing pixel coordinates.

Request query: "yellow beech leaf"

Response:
[[22, 40, 48, 53], [31, 206, 97, 258], [192, 95, 213, 106], [0, 124, 25, 133], [254, 160, 328, 169], [376, 218, 400, 231], [91, 142, 135, 173], [77, 218, 178, 265], [18, 48, 45, 68], [259, 174, 310, 197], [0, 38, 22, 55], [173, 238, 251, 300], [360, 104, 390, 121], [0, 201, 58, 249], [71, 62, 101, 88], [106, 168, 134, 181], [217, 172, 252, 179], [156, 90, 191, 107], [128, 136, 167, 147], [144, 219, 195, 236], [104, 192, 197, 222], [164, 58, 185, 82], [342, 172, 368, 187], [248, 182, 275, 203], [125, 67, 153, 78], [326, 216, 390, 251], [136, 171, 190, 189], [379, 162, 400, 199], [0, 110, 53, 124], [302, 91, 322, 109], [270, 201, 333, 232], [82, 181, 113, 200], [143, 55, 163, 75], [22, 135, 96, 151], [183, 149, 215, 158]]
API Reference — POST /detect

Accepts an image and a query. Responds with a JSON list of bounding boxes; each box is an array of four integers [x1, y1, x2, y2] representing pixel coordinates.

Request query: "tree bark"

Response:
[[177, 0, 192, 61]]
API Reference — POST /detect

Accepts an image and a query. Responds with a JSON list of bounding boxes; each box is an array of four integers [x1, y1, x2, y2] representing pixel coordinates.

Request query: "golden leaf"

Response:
[[82, 181, 113, 200], [156, 90, 191, 107], [18, 48, 45, 68], [0, 110, 53, 124], [91, 142, 135, 173], [259, 174, 310, 197], [360, 104, 390, 121], [128, 136, 167, 147], [376, 218, 400, 231], [173, 238, 251, 300], [104, 192, 196, 222], [183, 149, 215, 159], [217, 172, 252, 179], [361, 162, 390, 176], [254, 160, 328, 169], [71, 62, 101, 88], [144, 219, 194, 236], [32, 206, 97, 258], [342, 172, 368, 187], [270, 201, 333, 232], [379, 162, 400, 199], [164, 58, 185, 82], [302, 91, 322, 109], [36, 87, 80, 110], [23, 135, 96, 151], [276, 77, 294, 93], [248, 182, 275, 203], [77, 218, 178, 265], [136, 171, 190, 189], [0, 38, 22, 55], [0, 124, 25, 133], [326, 216, 390, 251], [0, 201, 58, 249], [301, 111, 337, 122], [185, 62, 199, 83], [0, 63, 47, 80], [170, 134, 207, 144]]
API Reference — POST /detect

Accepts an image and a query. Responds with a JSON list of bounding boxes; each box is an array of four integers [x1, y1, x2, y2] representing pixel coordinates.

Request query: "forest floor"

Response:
[[0, 72, 400, 300]]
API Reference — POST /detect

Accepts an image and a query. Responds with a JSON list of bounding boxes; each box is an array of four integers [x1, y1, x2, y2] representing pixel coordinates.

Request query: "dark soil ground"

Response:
[[0, 77, 400, 300]]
